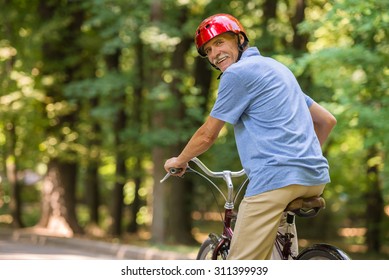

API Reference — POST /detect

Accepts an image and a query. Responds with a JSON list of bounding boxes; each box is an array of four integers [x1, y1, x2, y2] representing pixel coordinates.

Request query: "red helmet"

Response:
[[195, 14, 248, 57]]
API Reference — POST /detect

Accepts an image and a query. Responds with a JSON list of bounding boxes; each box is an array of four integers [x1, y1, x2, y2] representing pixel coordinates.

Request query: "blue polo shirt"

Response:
[[210, 47, 330, 197]]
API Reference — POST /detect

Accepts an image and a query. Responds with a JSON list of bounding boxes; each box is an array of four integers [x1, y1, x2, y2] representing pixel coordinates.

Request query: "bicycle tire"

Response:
[[196, 237, 228, 260], [297, 243, 351, 260]]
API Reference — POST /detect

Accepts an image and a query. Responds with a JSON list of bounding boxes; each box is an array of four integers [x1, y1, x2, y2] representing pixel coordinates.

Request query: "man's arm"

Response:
[[309, 102, 337, 146], [164, 116, 225, 175]]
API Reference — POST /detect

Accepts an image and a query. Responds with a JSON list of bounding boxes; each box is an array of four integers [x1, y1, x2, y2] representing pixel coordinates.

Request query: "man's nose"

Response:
[[208, 48, 220, 61]]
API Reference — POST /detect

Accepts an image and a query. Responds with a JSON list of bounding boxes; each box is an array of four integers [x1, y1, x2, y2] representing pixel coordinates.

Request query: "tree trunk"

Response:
[[85, 149, 100, 225], [6, 121, 24, 228], [261, 0, 278, 53], [149, 0, 168, 243], [2, 13, 24, 228], [111, 108, 127, 236], [166, 33, 196, 243], [127, 164, 142, 233], [365, 146, 383, 252], [85, 97, 102, 225], [39, 159, 83, 235], [291, 0, 308, 51], [127, 34, 145, 233], [36, 0, 87, 236], [151, 148, 168, 243], [105, 50, 128, 236], [194, 57, 213, 107]]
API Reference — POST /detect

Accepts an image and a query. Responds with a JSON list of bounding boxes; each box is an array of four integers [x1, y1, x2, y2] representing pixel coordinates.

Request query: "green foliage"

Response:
[[297, 0, 389, 249], [1, 0, 388, 250]]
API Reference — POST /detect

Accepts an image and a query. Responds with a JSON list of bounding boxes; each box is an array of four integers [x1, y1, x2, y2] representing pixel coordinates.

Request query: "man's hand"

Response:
[[164, 157, 187, 177]]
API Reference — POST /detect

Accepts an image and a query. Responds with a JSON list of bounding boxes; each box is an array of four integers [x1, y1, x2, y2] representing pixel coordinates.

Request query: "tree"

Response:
[[299, 0, 389, 252], [149, 0, 170, 243], [36, 0, 92, 235], [1, 0, 46, 228]]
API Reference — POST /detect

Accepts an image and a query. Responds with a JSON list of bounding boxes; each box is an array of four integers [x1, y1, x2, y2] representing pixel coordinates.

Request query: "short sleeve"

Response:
[[304, 94, 314, 108], [210, 71, 250, 125]]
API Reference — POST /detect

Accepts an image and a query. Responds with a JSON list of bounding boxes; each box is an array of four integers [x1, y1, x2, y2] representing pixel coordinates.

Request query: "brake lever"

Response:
[[160, 168, 183, 183]]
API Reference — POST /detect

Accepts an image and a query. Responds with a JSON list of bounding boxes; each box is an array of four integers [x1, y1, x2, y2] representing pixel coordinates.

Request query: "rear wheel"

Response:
[[196, 237, 228, 260], [297, 243, 351, 260]]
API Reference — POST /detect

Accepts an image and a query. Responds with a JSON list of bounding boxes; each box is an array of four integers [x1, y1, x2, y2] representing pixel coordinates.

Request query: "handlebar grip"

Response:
[[169, 168, 183, 174]]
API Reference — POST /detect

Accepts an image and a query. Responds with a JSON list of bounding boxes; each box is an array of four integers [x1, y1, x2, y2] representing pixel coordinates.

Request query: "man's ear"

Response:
[[239, 34, 245, 45]]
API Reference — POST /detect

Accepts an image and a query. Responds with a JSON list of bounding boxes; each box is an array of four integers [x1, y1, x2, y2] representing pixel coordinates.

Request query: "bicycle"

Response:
[[161, 157, 350, 260]]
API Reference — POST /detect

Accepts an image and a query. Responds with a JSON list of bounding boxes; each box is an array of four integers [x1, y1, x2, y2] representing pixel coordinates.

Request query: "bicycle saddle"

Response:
[[285, 196, 326, 218]]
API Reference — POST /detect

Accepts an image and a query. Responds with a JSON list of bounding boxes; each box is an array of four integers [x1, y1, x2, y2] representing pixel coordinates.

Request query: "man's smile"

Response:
[[214, 54, 229, 66]]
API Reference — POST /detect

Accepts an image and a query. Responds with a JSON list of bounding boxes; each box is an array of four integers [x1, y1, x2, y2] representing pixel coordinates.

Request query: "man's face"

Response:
[[203, 33, 239, 72]]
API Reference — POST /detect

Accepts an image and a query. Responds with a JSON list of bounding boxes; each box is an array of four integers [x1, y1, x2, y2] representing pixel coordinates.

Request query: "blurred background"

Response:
[[0, 0, 388, 259]]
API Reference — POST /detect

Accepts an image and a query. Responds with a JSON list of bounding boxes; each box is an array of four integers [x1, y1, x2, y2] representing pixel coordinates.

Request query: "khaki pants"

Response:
[[227, 184, 325, 260]]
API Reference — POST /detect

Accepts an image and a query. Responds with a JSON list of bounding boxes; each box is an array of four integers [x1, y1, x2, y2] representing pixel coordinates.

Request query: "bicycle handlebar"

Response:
[[190, 157, 245, 178], [160, 157, 245, 183]]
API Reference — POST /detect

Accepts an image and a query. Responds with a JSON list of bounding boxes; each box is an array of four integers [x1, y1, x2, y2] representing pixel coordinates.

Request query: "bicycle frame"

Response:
[[209, 208, 235, 259], [187, 157, 247, 260], [214, 209, 296, 260], [273, 214, 297, 260]]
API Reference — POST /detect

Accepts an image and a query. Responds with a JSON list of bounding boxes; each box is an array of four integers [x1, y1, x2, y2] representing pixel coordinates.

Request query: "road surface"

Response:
[[0, 239, 116, 259], [0, 229, 194, 260]]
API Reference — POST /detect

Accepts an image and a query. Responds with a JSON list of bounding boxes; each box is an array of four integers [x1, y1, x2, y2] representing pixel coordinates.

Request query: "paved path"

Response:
[[0, 239, 115, 259], [0, 228, 195, 260]]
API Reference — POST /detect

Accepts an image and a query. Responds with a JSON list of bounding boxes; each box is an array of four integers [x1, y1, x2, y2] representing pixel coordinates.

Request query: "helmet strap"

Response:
[[236, 34, 248, 62]]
